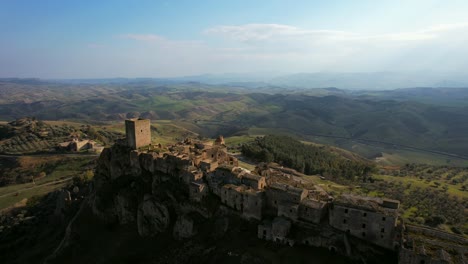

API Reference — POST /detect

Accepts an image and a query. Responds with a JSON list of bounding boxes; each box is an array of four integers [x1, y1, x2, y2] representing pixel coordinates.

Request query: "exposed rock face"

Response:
[[173, 214, 195, 240], [114, 192, 136, 224], [137, 194, 170, 237], [86, 143, 397, 264], [54, 190, 71, 217], [213, 217, 229, 239]]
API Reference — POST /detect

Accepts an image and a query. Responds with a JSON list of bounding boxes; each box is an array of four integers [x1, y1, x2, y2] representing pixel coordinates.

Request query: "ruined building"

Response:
[[111, 119, 467, 264]]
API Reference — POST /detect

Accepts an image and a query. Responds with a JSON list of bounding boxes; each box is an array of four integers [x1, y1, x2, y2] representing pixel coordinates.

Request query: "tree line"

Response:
[[242, 135, 375, 179]]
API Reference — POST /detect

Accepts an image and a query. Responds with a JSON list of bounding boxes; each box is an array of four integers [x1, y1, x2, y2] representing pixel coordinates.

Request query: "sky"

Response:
[[1, 0, 468, 78]]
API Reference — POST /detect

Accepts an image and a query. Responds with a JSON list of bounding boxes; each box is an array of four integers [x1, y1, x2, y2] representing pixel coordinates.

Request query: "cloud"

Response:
[[205, 24, 353, 42], [205, 22, 468, 43], [423, 22, 468, 33], [102, 22, 468, 77]]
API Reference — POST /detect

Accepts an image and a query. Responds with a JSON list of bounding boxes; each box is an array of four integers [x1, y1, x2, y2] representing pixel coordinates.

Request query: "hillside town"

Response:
[[114, 118, 468, 264]]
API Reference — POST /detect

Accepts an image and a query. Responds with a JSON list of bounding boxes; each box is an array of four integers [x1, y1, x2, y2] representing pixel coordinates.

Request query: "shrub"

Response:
[[425, 215, 446, 227]]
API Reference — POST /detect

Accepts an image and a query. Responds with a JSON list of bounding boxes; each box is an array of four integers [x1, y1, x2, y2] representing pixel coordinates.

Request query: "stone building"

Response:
[[217, 181, 264, 220], [329, 194, 400, 250], [241, 190, 264, 220], [298, 199, 328, 224], [220, 184, 245, 211], [258, 217, 294, 245], [125, 118, 151, 150], [241, 173, 266, 190], [265, 183, 308, 216], [58, 138, 98, 152]]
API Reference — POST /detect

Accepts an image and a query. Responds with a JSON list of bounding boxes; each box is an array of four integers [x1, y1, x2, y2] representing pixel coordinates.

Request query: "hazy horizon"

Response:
[[1, 0, 468, 79]]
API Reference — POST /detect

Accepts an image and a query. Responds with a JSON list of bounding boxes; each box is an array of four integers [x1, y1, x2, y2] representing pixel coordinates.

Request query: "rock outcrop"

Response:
[[137, 194, 170, 236], [173, 214, 195, 240]]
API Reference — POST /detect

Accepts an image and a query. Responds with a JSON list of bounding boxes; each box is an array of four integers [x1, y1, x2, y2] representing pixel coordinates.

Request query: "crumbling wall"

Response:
[[278, 202, 299, 221], [220, 185, 243, 211], [242, 191, 263, 220], [329, 204, 397, 249]]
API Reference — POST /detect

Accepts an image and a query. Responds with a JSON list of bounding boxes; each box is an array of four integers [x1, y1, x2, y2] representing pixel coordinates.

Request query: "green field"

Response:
[[0, 181, 68, 211], [373, 174, 468, 199], [0, 156, 94, 211]]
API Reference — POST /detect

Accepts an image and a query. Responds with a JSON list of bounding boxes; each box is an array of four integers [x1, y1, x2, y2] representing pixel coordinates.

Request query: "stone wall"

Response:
[[242, 191, 263, 220], [277, 202, 299, 221], [298, 200, 328, 224], [265, 184, 308, 215], [329, 204, 397, 249], [406, 225, 468, 246]]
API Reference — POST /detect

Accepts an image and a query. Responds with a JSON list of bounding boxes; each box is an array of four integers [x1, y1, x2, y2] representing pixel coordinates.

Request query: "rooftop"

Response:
[[300, 198, 327, 209], [334, 194, 399, 215], [269, 182, 305, 195]]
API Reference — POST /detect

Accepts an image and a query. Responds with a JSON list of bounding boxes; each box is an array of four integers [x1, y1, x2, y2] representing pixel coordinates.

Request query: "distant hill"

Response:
[[1, 80, 468, 159], [269, 72, 468, 90]]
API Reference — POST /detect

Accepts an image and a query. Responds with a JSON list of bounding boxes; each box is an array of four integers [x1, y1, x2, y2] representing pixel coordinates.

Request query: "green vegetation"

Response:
[[0, 79, 467, 236], [0, 156, 95, 210], [0, 155, 94, 186], [353, 164, 468, 235], [0, 117, 123, 154], [242, 135, 375, 180], [1, 80, 468, 165], [0, 181, 67, 211]]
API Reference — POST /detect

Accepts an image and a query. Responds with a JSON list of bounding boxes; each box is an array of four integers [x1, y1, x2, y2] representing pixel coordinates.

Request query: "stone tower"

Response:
[[125, 118, 151, 150]]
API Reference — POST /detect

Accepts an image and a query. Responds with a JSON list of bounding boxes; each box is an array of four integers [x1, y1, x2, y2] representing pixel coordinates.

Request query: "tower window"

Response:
[[382, 217, 386, 221], [363, 213, 367, 217], [362, 232, 366, 237], [344, 209, 348, 214], [362, 223, 366, 228], [343, 219, 347, 224]]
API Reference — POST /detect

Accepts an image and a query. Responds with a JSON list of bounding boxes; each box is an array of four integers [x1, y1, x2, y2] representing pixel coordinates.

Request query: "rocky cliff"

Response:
[[77, 143, 394, 263]]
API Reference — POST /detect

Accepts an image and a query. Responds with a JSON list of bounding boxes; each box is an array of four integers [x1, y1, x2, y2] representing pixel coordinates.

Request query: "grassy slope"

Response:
[[0, 156, 94, 210], [373, 174, 468, 199]]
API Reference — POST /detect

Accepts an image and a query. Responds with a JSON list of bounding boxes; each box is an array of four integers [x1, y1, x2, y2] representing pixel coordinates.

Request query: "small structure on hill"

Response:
[[58, 138, 100, 152]]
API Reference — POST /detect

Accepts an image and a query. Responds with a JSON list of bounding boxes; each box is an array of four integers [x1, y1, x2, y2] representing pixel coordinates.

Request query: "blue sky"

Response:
[[1, 0, 468, 78]]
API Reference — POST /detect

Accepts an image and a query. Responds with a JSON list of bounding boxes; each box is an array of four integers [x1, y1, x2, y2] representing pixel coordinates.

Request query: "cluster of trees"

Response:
[[82, 125, 122, 146], [361, 180, 467, 233], [379, 163, 468, 193], [242, 135, 375, 179]]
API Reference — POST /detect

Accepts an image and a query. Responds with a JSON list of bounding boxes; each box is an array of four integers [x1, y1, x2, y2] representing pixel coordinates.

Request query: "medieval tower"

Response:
[[125, 118, 151, 149]]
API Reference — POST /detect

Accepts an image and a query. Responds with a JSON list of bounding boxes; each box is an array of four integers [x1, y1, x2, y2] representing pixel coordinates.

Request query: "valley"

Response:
[[0, 79, 467, 263]]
